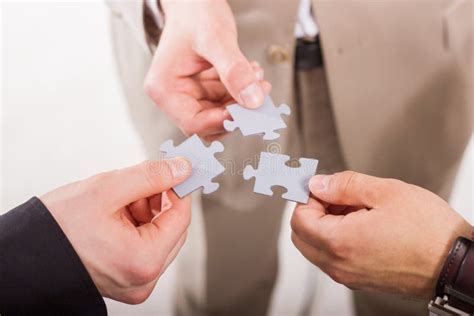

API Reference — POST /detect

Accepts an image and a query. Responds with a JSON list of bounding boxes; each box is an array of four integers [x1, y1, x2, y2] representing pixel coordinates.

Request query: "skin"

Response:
[[291, 171, 473, 299], [144, 0, 270, 141], [40, 158, 193, 304]]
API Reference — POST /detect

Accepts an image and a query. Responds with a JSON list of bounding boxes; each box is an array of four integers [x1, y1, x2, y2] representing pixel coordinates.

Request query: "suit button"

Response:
[[267, 45, 290, 64]]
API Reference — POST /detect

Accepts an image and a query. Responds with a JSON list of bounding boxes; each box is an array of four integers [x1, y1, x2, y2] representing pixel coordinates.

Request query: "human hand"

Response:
[[291, 171, 473, 299], [144, 0, 270, 140], [40, 159, 192, 304]]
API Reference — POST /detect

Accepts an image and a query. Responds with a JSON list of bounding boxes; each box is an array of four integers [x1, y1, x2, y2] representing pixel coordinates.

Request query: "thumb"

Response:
[[308, 171, 387, 208], [200, 39, 264, 109], [94, 158, 192, 209]]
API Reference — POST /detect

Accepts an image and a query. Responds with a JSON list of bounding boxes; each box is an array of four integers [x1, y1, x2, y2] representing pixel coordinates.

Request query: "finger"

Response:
[[138, 191, 192, 262], [196, 80, 231, 102], [308, 171, 389, 208], [149, 194, 162, 216], [199, 39, 264, 109], [252, 65, 264, 81], [129, 198, 154, 223], [327, 204, 366, 216], [162, 94, 228, 137], [194, 67, 219, 81], [203, 132, 228, 142], [188, 107, 229, 137], [290, 198, 343, 249], [196, 63, 263, 82], [93, 159, 192, 210], [260, 81, 272, 95], [250, 60, 260, 67], [291, 232, 332, 270], [159, 231, 188, 277]]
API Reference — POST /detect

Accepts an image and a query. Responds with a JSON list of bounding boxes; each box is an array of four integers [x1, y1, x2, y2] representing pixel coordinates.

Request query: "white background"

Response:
[[1, 2, 472, 315]]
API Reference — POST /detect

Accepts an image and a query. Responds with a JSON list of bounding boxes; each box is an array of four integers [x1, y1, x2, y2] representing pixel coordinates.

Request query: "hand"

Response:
[[291, 171, 473, 299], [144, 0, 270, 140], [40, 159, 192, 304]]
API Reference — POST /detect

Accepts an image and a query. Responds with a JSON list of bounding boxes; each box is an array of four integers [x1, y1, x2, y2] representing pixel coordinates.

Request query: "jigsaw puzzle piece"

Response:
[[207, 141, 225, 154], [223, 96, 291, 140], [160, 134, 225, 198], [243, 165, 274, 196], [243, 152, 318, 204], [224, 104, 272, 135], [202, 181, 220, 195], [159, 139, 175, 154], [262, 130, 281, 140], [276, 103, 291, 116]]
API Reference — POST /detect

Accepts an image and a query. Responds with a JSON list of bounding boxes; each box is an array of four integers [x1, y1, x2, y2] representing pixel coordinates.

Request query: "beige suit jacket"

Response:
[[108, 0, 473, 200]]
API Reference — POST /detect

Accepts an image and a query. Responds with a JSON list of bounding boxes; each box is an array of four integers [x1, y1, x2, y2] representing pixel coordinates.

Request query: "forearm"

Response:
[[0, 198, 105, 315]]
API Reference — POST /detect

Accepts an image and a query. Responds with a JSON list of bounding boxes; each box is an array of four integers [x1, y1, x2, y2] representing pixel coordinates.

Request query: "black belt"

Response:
[[295, 36, 324, 70]]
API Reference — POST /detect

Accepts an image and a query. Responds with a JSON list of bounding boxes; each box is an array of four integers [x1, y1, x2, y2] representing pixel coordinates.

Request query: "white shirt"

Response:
[[146, 0, 319, 38]]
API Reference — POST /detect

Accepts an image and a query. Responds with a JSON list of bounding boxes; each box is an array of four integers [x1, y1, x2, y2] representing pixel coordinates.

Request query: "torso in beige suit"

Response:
[[108, 1, 472, 315]]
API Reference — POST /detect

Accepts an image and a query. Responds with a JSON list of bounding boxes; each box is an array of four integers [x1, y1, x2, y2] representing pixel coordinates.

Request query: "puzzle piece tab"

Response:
[[160, 135, 225, 198], [243, 152, 318, 204], [224, 96, 290, 140]]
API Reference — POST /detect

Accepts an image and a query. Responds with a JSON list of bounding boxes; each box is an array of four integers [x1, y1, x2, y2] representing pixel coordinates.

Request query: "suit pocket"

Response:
[[442, 0, 472, 53]]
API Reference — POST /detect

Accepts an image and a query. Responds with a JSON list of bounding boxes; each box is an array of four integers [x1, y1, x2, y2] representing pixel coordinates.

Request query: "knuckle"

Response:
[[165, 207, 191, 231], [336, 170, 358, 196], [290, 209, 306, 236], [290, 232, 301, 249], [329, 268, 348, 285], [123, 288, 153, 305], [143, 76, 166, 105], [326, 235, 349, 260], [290, 210, 300, 231], [125, 254, 160, 286], [180, 122, 196, 137], [223, 58, 253, 87]]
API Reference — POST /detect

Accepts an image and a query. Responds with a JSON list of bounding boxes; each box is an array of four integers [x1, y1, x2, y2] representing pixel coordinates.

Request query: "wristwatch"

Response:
[[429, 236, 474, 315]]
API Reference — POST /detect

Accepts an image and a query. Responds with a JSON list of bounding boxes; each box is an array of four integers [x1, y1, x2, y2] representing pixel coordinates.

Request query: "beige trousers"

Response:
[[111, 14, 429, 316]]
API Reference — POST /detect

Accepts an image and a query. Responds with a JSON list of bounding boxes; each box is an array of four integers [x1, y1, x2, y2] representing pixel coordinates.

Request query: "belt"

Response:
[[295, 36, 324, 70]]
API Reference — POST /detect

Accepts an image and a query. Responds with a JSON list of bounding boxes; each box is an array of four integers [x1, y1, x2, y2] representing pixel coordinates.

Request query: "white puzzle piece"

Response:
[[160, 135, 225, 198], [243, 152, 318, 204], [223, 95, 291, 140]]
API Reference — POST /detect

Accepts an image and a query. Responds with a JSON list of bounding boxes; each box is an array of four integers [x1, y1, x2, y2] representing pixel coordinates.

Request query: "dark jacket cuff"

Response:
[[0, 197, 106, 315]]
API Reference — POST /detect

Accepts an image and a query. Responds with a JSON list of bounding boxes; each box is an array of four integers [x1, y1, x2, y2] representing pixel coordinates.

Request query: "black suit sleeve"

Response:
[[0, 197, 106, 315]]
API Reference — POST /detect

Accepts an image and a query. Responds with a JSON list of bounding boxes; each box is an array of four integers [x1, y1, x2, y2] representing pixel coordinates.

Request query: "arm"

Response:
[[144, 0, 269, 140], [109, 0, 269, 139], [0, 198, 106, 315], [0, 158, 192, 313]]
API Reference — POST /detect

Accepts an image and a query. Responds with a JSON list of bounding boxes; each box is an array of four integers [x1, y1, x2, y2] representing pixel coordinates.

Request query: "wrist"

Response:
[[420, 221, 473, 299]]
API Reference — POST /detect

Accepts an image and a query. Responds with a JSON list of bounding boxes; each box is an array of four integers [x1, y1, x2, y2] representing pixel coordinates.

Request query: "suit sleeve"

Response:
[[0, 197, 106, 315], [106, 0, 161, 53]]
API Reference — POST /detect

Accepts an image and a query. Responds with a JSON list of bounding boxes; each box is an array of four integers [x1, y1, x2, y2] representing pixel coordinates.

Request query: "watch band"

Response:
[[434, 236, 474, 314]]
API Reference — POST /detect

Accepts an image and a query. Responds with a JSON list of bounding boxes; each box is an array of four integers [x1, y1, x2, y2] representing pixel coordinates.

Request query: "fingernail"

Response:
[[309, 175, 330, 191], [161, 191, 173, 212], [239, 82, 263, 109], [168, 157, 191, 178], [223, 109, 230, 118]]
